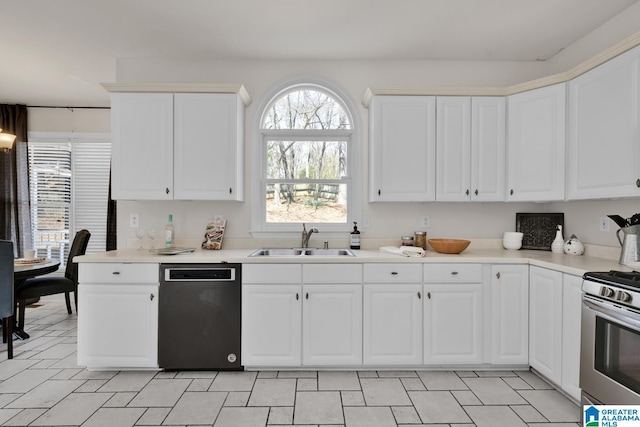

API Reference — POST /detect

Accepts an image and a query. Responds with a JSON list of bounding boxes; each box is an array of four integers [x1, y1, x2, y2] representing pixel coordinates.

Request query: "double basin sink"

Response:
[[249, 248, 355, 257]]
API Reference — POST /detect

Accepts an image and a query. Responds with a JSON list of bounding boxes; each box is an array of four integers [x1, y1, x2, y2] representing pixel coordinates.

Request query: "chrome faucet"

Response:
[[301, 223, 319, 248]]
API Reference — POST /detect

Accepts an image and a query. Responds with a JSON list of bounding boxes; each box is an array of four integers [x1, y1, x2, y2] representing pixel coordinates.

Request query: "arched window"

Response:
[[255, 82, 358, 233]]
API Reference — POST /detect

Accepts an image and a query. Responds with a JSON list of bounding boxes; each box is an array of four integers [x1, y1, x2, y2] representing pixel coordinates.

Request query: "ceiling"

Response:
[[0, 0, 638, 107]]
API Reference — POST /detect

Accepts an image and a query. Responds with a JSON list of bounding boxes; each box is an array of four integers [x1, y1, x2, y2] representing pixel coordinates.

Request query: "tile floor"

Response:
[[0, 299, 581, 426]]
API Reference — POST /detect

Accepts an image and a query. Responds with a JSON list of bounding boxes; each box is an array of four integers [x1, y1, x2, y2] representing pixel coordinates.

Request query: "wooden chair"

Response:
[[1, 240, 14, 359]]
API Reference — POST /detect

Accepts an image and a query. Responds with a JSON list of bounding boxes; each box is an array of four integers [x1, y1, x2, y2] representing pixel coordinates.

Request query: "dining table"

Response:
[[13, 258, 60, 339]]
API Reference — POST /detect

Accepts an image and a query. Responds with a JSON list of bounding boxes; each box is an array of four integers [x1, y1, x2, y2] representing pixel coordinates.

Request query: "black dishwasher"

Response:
[[159, 263, 242, 370]]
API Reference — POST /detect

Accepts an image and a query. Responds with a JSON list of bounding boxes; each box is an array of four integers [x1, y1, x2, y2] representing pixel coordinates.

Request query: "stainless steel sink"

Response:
[[303, 248, 355, 256], [249, 248, 355, 257], [249, 248, 305, 257]]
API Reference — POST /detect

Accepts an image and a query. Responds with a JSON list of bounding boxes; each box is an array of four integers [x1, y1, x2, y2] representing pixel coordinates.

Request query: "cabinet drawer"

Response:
[[303, 264, 362, 283], [364, 264, 422, 283], [424, 264, 482, 283], [243, 264, 302, 283], [79, 263, 159, 284]]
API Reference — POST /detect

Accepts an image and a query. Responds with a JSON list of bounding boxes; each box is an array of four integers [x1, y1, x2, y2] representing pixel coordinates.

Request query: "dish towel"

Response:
[[379, 246, 425, 257]]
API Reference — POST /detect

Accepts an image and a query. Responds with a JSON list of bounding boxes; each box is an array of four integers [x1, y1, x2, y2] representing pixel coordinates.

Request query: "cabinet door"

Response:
[[363, 284, 423, 365], [529, 266, 563, 385], [567, 45, 640, 200], [174, 93, 244, 200], [562, 274, 583, 401], [424, 284, 483, 364], [370, 96, 436, 202], [111, 93, 174, 200], [303, 284, 362, 365], [242, 284, 302, 366], [77, 283, 158, 368], [507, 84, 565, 202], [436, 97, 471, 201], [491, 265, 528, 364], [471, 97, 506, 201]]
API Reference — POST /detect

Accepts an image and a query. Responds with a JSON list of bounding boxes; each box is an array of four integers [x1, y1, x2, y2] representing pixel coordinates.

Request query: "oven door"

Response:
[[581, 294, 640, 404]]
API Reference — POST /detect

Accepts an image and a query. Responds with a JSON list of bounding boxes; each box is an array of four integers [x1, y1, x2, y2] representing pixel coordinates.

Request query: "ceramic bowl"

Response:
[[503, 232, 524, 239], [502, 239, 522, 250], [428, 239, 471, 254]]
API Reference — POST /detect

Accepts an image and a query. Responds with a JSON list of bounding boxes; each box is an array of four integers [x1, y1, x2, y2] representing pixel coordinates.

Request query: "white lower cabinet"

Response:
[[423, 264, 483, 364], [363, 284, 423, 365], [491, 264, 529, 364], [561, 273, 583, 401], [242, 284, 302, 366], [303, 284, 362, 366], [529, 266, 564, 385], [77, 263, 159, 369]]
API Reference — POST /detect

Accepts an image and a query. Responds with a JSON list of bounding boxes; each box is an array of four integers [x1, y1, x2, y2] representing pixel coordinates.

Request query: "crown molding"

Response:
[[101, 83, 252, 106], [362, 29, 640, 107]]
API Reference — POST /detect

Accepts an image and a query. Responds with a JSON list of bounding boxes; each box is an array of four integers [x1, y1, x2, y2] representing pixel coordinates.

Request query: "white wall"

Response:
[[29, 8, 640, 251]]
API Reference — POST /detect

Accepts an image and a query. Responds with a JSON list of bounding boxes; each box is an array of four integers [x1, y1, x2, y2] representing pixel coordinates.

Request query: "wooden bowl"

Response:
[[428, 238, 471, 254]]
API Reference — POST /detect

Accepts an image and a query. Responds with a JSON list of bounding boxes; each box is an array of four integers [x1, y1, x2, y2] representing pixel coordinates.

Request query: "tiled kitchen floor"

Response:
[[0, 300, 581, 426]]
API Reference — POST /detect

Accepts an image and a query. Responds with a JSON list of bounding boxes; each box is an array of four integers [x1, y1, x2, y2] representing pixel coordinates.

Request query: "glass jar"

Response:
[[414, 231, 427, 250], [401, 236, 414, 246]]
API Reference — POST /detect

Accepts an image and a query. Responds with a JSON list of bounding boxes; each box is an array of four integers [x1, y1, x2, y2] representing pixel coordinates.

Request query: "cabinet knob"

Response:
[[417, 291, 421, 299], [427, 292, 431, 299], [636, 179, 640, 188], [475, 189, 478, 196], [450, 271, 458, 275], [465, 189, 469, 196], [305, 292, 309, 300], [496, 272, 501, 279], [378, 189, 381, 196], [166, 187, 170, 194], [150, 293, 154, 301], [510, 189, 514, 196], [229, 187, 232, 194], [112, 271, 120, 275], [391, 271, 398, 275], [296, 293, 299, 300]]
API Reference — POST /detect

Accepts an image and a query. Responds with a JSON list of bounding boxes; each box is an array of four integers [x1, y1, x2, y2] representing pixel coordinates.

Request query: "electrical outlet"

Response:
[[362, 215, 371, 228], [129, 213, 139, 228], [420, 215, 431, 228], [599, 217, 610, 232]]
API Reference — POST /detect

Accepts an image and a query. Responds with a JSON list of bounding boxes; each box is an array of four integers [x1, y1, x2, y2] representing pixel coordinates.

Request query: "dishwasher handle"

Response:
[[163, 268, 236, 282]]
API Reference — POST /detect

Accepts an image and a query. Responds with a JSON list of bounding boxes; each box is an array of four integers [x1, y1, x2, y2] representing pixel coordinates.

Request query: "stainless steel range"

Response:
[[581, 270, 640, 405]]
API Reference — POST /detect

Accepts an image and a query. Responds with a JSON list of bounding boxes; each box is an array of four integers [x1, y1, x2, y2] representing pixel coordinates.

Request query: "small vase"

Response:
[[551, 225, 564, 253]]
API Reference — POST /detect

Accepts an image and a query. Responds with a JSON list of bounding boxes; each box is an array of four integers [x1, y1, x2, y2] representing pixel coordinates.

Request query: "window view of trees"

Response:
[[262, 87, 352, 224]]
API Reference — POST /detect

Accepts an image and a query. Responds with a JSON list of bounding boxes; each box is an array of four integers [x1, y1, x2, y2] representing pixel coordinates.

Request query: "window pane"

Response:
[[262, 89, 351, 130], [266, 140, 347, 180], [266, 183, 347, 223]]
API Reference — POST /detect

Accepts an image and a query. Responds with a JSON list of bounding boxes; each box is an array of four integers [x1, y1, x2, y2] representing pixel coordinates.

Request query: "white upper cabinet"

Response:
[[108, 84, 249, 201], [567, 45, 640, 200], [436, 97, 505, 201], [111, 93, 174, 200], [369, 96, 436, 202], [173, 93, 244, 200], [506, 83, 566, 202]]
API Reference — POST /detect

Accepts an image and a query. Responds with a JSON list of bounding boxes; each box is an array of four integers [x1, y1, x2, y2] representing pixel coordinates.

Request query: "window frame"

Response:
[[28, 132, 111, 265], [251, 79, 361, 237]]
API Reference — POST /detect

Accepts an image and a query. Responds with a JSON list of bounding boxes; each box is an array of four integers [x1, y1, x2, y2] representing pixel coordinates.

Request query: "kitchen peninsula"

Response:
[[75, 245, 626, 403]]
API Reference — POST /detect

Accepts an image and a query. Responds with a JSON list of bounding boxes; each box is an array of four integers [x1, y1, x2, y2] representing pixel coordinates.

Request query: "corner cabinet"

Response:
[[506, 83, 565, 202], [436, 96, 506, 201], [106, 84, 251, 201], [368, 95, 436, 202], [77, 263, 160, 369], [567, 44, 640, 200]]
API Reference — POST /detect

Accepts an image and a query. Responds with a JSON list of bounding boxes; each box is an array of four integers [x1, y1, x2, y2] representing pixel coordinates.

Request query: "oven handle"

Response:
[[583, 297, 640, 331]]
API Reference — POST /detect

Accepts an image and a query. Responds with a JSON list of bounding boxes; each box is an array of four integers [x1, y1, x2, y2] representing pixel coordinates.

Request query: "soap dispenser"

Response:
[[350, 222, 361, 250]]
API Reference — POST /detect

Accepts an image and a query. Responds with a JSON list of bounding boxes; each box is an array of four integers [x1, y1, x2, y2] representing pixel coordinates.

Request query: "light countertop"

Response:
[[75, 247, 630, 277]]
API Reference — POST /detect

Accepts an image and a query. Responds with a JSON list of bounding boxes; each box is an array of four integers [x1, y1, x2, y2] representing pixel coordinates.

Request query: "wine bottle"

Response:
[[165, 214, 175, 247]]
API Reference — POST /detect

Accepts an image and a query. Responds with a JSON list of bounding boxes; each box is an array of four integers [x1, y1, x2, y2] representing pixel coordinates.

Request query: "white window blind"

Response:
[[28, 133, 111, 265]]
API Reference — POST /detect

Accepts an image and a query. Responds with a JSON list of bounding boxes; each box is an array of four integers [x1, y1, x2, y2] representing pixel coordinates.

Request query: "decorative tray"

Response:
[[14, 257, 47, 265], [516, 213, 564, 251]]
